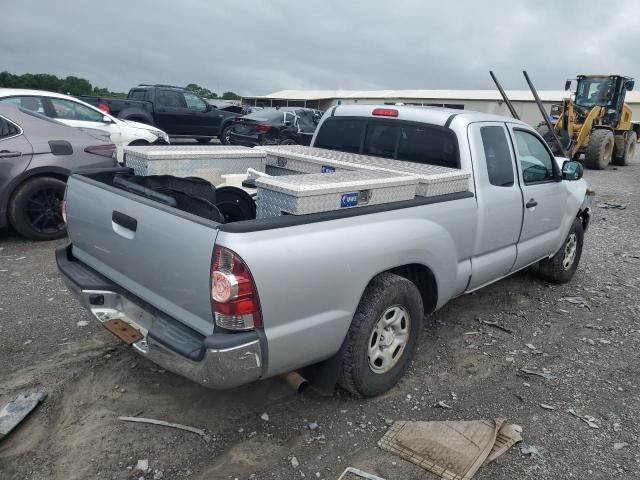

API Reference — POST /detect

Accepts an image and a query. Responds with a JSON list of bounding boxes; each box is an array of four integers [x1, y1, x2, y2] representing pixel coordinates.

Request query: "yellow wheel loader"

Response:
[[537, 75, 639, 169]]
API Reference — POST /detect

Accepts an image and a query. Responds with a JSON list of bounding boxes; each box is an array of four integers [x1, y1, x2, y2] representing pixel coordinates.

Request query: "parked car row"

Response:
[[0, 89, 169, 162], [0, 103, 118, 240]]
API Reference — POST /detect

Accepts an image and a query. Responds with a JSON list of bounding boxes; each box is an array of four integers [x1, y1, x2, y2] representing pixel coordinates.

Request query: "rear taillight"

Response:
[[85, 144, 117, 158], [256, 124, 272, 132], [372, 108, 399, 117], [61, 200, 67, 224], [97, 103, 111, 114], [211, 246, 262, 330]]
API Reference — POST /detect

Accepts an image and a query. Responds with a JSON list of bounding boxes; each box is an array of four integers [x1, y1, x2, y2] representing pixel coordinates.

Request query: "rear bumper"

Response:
[[55, 244, 263, 389]]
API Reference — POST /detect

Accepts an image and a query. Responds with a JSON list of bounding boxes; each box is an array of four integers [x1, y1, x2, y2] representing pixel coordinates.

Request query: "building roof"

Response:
[[245, 89, 640, 103]]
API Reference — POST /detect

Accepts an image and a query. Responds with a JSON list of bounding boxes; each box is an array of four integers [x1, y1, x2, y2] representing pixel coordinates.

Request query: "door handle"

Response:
[[525, 199, 538, 208], [112, 211, 138, 232], [0, 150, 22, 158]]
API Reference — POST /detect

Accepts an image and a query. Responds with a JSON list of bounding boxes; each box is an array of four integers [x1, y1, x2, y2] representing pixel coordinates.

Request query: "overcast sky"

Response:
[[2, 0, 638, 96]]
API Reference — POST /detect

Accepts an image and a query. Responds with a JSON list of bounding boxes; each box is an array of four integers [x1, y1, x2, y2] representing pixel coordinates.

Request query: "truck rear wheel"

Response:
[[338, 272, 423, 397], [613, 131, 636, 166], [585, 129, 614, 170], [536, 217, 584, 284], [8, 176, 67, 241]]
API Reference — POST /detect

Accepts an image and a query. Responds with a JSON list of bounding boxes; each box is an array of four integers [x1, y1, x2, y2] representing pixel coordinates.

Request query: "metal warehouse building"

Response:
[[242, 89, 640, 126]]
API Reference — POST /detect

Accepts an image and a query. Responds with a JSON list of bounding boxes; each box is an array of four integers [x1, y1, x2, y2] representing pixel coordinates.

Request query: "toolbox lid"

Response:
[[255, 170, 417, 197], [123, 145, 267, 160]]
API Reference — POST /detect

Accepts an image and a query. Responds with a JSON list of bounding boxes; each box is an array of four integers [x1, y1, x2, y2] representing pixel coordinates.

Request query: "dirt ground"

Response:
[[1, 156, 639, 480]]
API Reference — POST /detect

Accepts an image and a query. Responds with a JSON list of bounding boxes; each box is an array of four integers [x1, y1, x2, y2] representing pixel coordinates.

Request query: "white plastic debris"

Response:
[[260, 412, 269, 421], [291, 456, 299, 468]]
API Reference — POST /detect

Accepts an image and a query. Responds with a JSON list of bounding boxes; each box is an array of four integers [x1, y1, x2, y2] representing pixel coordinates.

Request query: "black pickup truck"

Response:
[[79, 85, 239, 144]]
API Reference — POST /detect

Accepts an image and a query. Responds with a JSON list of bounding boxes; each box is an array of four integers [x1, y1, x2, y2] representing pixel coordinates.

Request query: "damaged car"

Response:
[[228, 107, 322, 146]]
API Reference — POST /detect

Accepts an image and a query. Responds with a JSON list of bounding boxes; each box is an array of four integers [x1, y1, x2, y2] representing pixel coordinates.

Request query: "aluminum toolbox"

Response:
[[259, 145, 358, 175], [256, 170, 417, 218], [124, 145, 267, 186], [258, 145, 470, 197]]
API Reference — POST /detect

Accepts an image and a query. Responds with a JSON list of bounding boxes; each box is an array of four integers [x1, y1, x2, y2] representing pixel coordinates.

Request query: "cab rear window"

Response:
[[315, 117, 459, 168]]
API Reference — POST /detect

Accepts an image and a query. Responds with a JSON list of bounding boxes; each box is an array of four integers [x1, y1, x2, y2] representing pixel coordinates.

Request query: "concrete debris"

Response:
[[76, 320, 89, 327], [260, 412, 270, 421], [540, 404, 555, 410], [307, 421, 319, 431], [559, 296, 591, 311], [520, 368, 556, 381], [437, 401, 452, 409], [0, 391, 47, 440], [290, 456, 299, 468], [153, 471, 164, 480], [135, 459, 149, 472], [614, 442, 629, 450], [520, 444, 540, 456], [568, 409, 599, 428], [476, 318, 512, 333], [613, 423, 622, 432]]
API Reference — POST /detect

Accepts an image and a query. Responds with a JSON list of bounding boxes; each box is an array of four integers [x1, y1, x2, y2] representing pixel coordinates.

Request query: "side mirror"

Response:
[[562, 160, 583, 181], [625, 80, 635, 91], [564, 80, 572, 91], [102, 115, 113, 123]]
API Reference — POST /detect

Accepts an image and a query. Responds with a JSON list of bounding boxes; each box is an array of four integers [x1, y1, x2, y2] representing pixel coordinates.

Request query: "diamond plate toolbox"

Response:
[[124, 145, 267, 186], [256, 170, 417, 218], [258, 145, 470, 197]]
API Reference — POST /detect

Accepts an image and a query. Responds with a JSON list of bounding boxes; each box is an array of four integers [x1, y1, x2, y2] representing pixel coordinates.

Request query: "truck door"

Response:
[[467, 122, 523, 290], [507, 125, 567, 271], [154, 89, 189, 135]]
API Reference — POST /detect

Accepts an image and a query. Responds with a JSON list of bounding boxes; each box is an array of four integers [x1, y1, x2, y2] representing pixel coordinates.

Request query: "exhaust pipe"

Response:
[[281, 371, 308, 393]]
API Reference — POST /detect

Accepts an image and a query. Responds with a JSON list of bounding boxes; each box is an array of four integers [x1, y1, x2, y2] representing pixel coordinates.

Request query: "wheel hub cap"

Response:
[[563, 233, 577, 270], [368, 305, 410, 374]]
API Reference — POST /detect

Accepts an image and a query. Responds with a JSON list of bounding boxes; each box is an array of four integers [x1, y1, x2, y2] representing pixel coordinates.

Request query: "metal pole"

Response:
[[489, 71, 520, 120], [522, 70, 568, 158]]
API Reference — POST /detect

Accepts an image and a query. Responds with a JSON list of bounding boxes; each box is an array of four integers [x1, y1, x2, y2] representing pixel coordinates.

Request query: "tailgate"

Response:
[[65, 174, 219, 335]]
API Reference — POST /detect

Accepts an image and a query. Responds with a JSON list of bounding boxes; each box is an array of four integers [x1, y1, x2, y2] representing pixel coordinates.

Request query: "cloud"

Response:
[[2, 0, 638, 96]]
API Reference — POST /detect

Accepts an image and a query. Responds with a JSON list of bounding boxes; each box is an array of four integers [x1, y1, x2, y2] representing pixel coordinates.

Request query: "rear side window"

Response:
[[397, 124, 458, 168], [0, 116, 19, 139], [314, 118, 365, 153], [480, 126, 514, 187], [49, 98, 104, 122], [157, 90, 184, 108], [1, 96, 46, 114], [129, 90, 146, 100]]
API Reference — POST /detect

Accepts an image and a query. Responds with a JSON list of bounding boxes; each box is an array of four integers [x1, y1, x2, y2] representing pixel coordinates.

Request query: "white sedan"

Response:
[[0, 88, 169, 162]]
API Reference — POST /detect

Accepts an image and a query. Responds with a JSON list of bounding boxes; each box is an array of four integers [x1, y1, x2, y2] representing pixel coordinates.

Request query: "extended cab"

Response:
[[79, 85, 239, 144], [56, 105, 591, 397]]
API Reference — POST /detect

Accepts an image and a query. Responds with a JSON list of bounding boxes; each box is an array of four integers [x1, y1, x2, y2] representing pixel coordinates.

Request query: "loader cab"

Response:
[[573, 75, 633, 112]]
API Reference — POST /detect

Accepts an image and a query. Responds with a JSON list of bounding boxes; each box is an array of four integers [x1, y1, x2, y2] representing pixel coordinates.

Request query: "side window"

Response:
[[49, 98, 104, 122], [314, 118, 365, 153], [513, 129, 555, 184], [183, 92, 207, 111], [157, 90, 184, 108], [1, 96, 46, 114], [129, 90, 146, 100], [363, 123, 399, 158], [0, 117, 19, 139], [480, 126, 514, 187], [396, 124, 459, 168]]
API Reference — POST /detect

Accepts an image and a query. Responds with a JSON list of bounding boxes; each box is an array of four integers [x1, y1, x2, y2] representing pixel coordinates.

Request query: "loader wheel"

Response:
[[585, 129, 614, 170], [536, 218, 584, 284], [338, 272, 423, 397], [612, 132, 637, 166], [536, 125, 570, 155]]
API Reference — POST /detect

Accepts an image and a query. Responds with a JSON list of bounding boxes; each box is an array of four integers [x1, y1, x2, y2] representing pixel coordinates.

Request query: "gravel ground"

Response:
[[1, 155, 639, 480]]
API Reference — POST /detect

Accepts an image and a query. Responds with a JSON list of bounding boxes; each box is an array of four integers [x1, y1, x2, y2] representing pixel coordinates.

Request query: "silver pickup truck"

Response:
[[56, 105, 591, 397]]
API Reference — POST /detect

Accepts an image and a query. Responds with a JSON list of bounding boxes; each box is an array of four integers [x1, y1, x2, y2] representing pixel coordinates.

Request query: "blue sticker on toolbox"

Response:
[[340, 192, 359, 208], [321, 165, 336, 173]]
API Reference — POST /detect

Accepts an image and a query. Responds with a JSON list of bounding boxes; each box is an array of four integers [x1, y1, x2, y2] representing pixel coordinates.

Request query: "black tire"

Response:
[[220, 125, 233, 145], [612, 131, 636, 166], [536, 218, 584, 284], [585, 129, 614, 170], [8, 177, 67, 241], [338, 272, 424, 397], [280, 138, 297, 145], [536, 125, 569, 155], [195, 138, 211, 144]]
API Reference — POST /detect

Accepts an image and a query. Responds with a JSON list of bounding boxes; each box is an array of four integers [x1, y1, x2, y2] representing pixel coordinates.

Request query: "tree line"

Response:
[[0, 72, 241, 100]]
